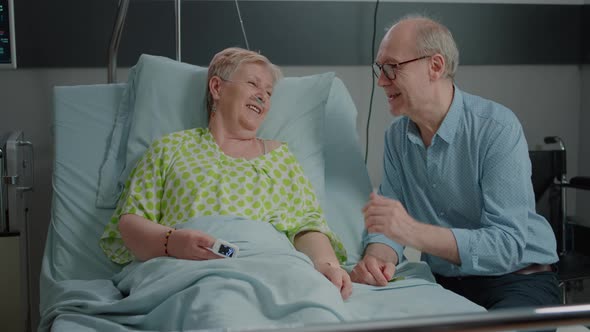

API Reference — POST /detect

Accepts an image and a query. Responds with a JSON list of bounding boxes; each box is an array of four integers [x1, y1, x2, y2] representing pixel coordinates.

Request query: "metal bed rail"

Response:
[[265, 304, 590, 332], [108, 0, 181, 83]]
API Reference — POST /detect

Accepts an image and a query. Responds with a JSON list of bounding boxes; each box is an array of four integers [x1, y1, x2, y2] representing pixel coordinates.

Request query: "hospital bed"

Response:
[[39, 52, 489, 331], [39, 52, 590, 332], [38, 1, 590, 331]]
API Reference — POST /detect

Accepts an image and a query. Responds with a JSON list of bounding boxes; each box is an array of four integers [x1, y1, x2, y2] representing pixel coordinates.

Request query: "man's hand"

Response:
[[316, 262, 353, 300], [363, 192, 417, 246], [362, 193, 462, 265], [167, 229, 222, 260], [350, 253, 396, 286]]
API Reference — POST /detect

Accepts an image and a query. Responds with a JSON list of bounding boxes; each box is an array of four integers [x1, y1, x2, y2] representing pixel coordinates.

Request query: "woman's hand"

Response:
[[167, 229, 222, 261], [293, 231, 352, 300], [316, 262, 353, 300]]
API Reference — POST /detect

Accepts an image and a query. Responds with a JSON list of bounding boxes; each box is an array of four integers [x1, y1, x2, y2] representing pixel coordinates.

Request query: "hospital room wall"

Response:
[[282, 64, 583, 193]]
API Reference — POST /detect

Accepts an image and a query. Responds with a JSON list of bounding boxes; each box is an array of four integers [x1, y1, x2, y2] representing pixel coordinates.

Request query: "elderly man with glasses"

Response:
[[350, 14, 560, 310]]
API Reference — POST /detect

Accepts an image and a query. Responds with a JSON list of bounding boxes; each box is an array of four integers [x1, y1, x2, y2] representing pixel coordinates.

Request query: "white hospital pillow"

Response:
[[322, 77, 373, 264], [95, 54, 332, 211], [120, 55, 210, 192], [95, 65, 140, 208], [96, 54, 208, 208]]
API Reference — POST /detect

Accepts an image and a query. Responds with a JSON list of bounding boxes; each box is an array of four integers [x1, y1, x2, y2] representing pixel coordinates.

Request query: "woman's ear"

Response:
[[429, 53, 446, 80], [209, 76, 223, 101]]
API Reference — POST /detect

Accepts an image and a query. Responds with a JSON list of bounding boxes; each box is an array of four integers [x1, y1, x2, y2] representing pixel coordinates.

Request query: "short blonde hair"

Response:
[[206, 47, 283, 115]]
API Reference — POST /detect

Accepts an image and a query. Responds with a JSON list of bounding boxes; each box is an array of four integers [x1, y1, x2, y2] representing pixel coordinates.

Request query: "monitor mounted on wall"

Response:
[[0, 0, 16, 69]]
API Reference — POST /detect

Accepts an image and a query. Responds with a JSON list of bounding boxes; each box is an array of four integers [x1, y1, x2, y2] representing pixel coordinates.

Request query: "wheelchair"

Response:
[[530, 136, 590, 304]]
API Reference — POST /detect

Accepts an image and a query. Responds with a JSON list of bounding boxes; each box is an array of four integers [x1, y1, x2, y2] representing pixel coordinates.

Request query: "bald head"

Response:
[[381, 19, 420, 56], [382, 15, 459, 80]]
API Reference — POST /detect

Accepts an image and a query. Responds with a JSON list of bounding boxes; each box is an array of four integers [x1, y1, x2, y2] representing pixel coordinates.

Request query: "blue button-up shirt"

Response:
[[364, 86, 558, 276]]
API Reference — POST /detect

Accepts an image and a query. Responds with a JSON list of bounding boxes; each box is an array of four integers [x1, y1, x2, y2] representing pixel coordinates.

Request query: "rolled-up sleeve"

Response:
[[451, 122, 530, 275]]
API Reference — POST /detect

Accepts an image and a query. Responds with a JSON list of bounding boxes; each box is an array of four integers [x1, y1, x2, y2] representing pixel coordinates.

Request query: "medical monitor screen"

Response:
[[0, 0, 15, 68]]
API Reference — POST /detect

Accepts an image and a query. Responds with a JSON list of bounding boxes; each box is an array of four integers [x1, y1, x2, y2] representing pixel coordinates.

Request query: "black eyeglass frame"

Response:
[[373, 55, 432, 81]]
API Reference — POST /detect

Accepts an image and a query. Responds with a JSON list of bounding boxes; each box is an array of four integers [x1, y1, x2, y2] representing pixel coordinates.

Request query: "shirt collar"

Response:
[[436, 85, 462, 144], [406, 121, 423, 147], [405, 85, 463, 146]]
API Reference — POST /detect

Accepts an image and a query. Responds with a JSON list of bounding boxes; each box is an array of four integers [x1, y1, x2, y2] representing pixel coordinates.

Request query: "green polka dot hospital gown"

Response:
[[100, 128, 346, 265]]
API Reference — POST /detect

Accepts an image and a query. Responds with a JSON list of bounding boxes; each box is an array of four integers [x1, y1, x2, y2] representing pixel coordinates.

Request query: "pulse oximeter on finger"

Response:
[[209, 239, 239, 258]]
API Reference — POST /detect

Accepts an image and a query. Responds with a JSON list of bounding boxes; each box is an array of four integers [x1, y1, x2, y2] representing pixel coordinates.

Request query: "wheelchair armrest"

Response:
[[566, 176, 590, 191]]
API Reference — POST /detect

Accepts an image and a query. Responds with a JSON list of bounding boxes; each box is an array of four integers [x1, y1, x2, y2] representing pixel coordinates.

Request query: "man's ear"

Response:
[[209, 76, 223, 101], [429, 53, 446, 80]]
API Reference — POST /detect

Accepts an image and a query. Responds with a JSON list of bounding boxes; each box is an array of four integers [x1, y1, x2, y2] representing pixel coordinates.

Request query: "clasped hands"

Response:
[[350, 192, 417, 286]]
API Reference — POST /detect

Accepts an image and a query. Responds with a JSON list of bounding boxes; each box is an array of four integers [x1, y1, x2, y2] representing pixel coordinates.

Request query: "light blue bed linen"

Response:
[[46, 84, 125, 281], [42, 80, 485, 332], [41, 217, 347, 331], [40, 217, 483, 332]]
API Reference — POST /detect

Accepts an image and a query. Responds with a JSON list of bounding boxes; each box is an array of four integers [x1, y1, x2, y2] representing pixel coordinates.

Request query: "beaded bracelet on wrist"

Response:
[[164, 229, 174, 256]]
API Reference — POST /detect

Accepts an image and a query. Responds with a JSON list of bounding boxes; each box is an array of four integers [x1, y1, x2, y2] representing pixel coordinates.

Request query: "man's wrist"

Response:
[[404, 219, 423, 250], [365, 243, 399, 265], [412, 223, 461, 265]]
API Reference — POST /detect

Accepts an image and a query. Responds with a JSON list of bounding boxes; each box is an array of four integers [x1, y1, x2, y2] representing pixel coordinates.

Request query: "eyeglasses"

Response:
[[220, 77, 272, 98], [372, 55, 431, 81]]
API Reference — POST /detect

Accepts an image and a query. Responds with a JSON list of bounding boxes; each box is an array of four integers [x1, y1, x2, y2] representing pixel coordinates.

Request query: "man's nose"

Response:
[[377, 71, 391, 87]]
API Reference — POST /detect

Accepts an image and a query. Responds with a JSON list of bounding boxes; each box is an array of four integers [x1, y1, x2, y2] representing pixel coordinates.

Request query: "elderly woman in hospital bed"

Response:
[[98, 47, 352, 299]]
